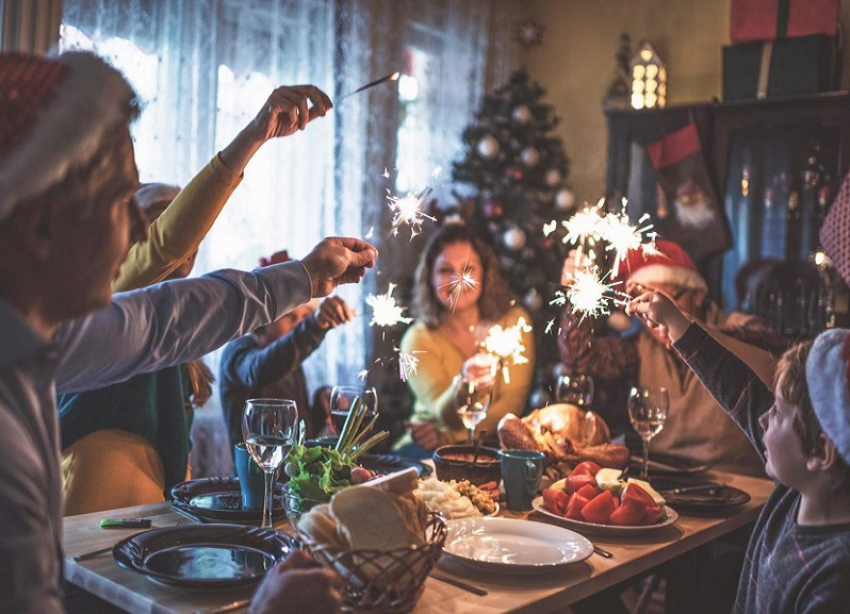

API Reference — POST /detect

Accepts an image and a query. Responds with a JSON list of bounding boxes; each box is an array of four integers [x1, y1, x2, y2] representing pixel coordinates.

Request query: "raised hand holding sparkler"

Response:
[[335, 72, 400, 104]]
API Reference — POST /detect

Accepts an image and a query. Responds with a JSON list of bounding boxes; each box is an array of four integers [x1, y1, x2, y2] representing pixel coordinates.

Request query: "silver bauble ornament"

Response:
[[545, 169, 562, 186], [476, 135, 500, 159], [552, 363, 569, 379], [520, 146, 540, 168], [556, 188, 576, 211], [503, 226, 526, 251], [529, 389, 551, 409], [523, 288, 543, 311], [512, 104, 532, 124]]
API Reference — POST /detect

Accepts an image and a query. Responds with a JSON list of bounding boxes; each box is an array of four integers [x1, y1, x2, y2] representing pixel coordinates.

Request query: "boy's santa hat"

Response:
[[0, 52, 137, 221], [806, 329, 850, 464], [618, 239, 708, 293]]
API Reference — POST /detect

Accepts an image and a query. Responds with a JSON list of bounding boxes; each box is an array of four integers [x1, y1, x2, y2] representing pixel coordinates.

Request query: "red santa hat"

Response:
[[806, 329, 850, 464], [0, 52, 137, 220], [618, 239, 708, 293]]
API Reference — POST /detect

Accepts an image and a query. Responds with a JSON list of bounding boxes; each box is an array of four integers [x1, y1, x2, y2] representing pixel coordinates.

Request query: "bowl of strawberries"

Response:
[[532, 461, 678, 535]]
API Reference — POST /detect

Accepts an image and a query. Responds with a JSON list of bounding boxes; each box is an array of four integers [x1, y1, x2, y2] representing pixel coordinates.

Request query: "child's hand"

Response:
[[315, 296, 356, 330], [626, 291, 692, 344]]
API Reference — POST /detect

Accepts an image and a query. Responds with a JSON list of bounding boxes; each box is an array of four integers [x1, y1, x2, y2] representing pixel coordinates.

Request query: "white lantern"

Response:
[[630, 41, 666, 110]]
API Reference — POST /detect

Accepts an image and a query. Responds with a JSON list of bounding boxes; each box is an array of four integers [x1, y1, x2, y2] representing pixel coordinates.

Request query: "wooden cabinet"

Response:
[[605, 93, 850, 336]]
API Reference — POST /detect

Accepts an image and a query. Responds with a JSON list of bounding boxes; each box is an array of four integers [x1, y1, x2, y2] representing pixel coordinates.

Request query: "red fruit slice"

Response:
[[580, 491, 616, 524], [565, 474, 597, 494], [565, 493, 591, 520], [622, 483, 657, 509], [576, 483, 603, 501], [609, 499, 646, 526], [542, 489, 564, 515], [642, 504, 664, 525], [571, 461, 603, 478]]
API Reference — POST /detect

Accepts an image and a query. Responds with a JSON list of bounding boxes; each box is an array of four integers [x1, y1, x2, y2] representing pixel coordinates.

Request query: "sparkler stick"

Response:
[[336, 72, 400, 104]]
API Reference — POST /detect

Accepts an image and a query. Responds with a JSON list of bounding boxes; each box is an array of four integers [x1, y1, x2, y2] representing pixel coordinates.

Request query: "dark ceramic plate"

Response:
[[113, 524, 294, 588], [170, 478, 285, 522], [628, 452, 711, 477], [651, 477, 751, 514]]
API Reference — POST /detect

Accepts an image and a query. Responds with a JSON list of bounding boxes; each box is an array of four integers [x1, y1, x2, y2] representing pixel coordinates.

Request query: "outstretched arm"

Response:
[[113, 85, 333, 292]]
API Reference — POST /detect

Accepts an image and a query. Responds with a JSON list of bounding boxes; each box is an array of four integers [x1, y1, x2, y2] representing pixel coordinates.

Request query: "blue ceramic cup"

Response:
[[499, 449, 545, 512], [234, 442, 265, 510]]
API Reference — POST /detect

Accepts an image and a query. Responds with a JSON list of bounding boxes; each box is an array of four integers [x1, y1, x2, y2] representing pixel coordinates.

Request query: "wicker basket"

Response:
[[297, 513, 447, 614]]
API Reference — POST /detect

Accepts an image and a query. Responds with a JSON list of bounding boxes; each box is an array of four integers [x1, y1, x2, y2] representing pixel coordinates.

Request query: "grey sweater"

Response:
[[674, 324, 850, 614]]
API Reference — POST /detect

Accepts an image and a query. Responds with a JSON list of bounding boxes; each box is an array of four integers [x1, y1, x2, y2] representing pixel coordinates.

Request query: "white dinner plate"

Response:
[[532, 496, 679, 536], [442, 516, 593, 572]]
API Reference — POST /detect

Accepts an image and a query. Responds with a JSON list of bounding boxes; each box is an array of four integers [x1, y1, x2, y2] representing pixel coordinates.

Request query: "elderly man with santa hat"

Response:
[[558, 239, 786, 478]]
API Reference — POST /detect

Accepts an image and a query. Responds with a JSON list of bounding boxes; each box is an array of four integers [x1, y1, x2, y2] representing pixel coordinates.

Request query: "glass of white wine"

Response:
[[454, 374, 494, 445], [242, 398, 299, 529], [627, 386, 669, 479]]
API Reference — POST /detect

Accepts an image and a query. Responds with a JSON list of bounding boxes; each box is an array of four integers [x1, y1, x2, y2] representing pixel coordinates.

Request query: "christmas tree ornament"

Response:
[[521, 146, 540, 168], [512, 104, 532, 124], [529, 388, 551, 409], [506, 165, 524, 182], [483, 200, 504, 219], [545, 169, 562, 187], [523, 288, 543, 311], [552, 363, 569, 379], [556, 188, 576, 211], [476, 134, 500, 159], [503, 225, 526, 251]]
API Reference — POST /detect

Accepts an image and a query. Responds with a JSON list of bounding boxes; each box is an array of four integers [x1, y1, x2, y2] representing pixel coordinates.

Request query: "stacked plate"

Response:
[[170, 477, 285, 523]]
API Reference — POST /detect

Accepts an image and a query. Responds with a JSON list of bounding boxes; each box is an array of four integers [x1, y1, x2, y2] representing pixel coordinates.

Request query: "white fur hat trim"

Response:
[[806, 328, 850, 464]]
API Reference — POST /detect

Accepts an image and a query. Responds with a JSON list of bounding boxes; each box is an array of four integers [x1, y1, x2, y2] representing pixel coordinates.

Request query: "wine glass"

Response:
[[453, 374, 494, 445], [627, 386, 669, 479], [243, 398, 299, 529], [556, 373, 595, 446], [329, 386, 378, 439]]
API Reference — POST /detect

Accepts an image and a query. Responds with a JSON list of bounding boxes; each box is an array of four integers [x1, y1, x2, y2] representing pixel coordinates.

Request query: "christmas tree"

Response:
[[452, 66, 575, 406]]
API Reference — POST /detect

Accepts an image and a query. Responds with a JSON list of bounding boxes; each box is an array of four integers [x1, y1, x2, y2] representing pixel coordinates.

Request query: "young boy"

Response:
[[627, 290, 850, 614]]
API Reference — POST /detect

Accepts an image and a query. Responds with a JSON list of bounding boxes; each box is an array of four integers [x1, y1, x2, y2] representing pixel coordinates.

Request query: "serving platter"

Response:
[[442, 516, 593, 572], [113, 524, 294, 588], [531, 497, 679, 536]]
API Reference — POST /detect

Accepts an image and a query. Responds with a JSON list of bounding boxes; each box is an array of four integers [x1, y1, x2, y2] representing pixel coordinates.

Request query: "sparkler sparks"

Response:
[[481, 317, 532, 384], [365, 283, 412, 327], [439, 260, 479, 312], [431, 166, 443, 178], [602, 204, 654, 277], [387, 187, 435, 240], [563, 265, 623, 324], [365, 227, 374, 239], [562, 199, 605, 249], [396, 348, 424, 382], [382, 168, 391, 179], [542, 220, 558, 237], [357, 369, 369, 381]]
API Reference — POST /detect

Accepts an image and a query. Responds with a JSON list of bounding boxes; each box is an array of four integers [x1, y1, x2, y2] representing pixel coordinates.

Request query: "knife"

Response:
[[660, 483, 725, 496]]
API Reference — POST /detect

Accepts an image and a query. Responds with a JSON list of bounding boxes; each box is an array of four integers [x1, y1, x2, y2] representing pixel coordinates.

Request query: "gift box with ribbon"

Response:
[[730, 0, 840, 44], [722, 34, 836, 101]]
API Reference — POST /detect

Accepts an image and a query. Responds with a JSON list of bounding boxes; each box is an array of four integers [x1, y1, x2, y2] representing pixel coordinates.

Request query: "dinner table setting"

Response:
[[63, 390, 774, 614]]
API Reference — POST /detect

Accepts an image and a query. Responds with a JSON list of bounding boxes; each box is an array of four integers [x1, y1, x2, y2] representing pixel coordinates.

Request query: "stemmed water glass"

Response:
[[627, 386, 669, 479], [329, 385, 378, 439], [557, 373, 596, 445], [453, 374, 494, 445], [243, 398, 299, 529]]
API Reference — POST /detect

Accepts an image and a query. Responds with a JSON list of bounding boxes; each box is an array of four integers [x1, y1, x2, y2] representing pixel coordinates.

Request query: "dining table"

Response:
[[63, 469, 773, 614]]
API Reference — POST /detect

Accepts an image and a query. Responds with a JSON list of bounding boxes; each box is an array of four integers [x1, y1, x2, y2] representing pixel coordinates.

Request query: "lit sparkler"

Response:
[[396, 348, 424, 382], [431, 166, 443, 178], [366, 283, 412, 327], [364, 226, 374, 239], [357, 369, 369, 381], [439, 260, 479, 312], [481, 317, 533, 384], [542, 220, 558, 237], [563, 265, 624, 324], [336, 72, 401, 104], [602, 202, 654, 277], [387, 187, 435, 240], [382, 167, 391, 179]]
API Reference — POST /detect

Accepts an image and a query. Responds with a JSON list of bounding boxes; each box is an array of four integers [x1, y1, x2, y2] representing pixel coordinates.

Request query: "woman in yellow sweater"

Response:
[[395, 224, 534, 456]]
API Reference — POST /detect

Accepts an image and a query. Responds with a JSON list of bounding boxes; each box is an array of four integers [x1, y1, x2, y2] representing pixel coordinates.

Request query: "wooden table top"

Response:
[[63, 470, 774, 614]]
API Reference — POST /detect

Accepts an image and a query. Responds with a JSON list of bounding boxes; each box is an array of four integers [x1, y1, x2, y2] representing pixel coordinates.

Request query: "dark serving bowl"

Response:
[[432, 445, 502, 488]]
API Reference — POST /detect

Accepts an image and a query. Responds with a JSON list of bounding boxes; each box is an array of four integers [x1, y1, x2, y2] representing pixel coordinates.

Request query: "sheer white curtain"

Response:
[[59, 0, 518, 398]]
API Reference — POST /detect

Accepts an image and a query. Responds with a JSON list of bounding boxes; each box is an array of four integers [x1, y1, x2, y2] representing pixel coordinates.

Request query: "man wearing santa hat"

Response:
[[559, 239, 786, 477], [0, 51, 374, 613]]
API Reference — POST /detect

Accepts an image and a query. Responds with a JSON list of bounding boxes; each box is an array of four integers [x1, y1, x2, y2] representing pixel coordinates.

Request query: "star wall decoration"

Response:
[[515, 19, 545, 49]]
